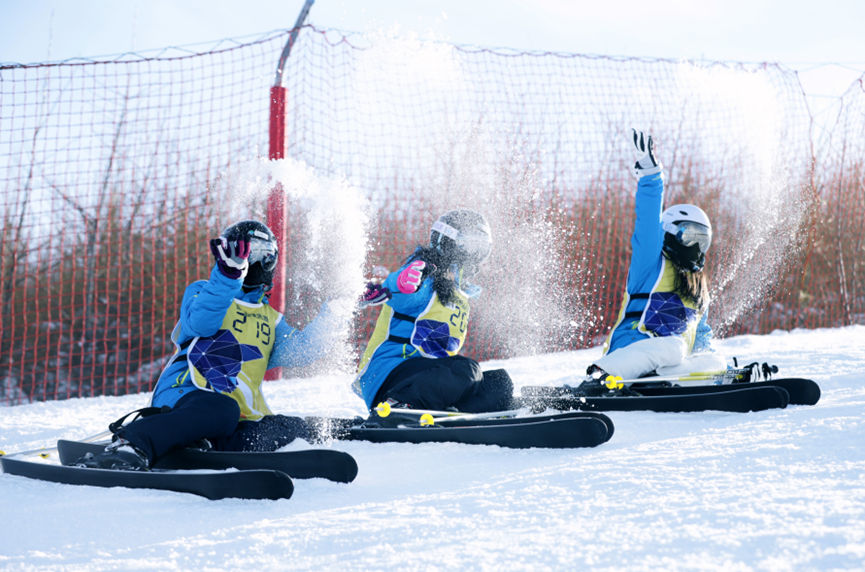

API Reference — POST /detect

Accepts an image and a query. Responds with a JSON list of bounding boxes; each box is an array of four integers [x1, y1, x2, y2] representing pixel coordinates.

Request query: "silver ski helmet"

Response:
[[661, 204, 712, 272], [220, 220, 279, 288], [429, 209, 492, 278]]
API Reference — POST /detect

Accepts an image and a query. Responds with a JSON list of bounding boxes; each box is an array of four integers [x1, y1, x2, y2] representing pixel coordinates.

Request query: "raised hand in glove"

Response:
[[397, 260, 434, 294], [359, 282, 392, 308], [629, 128, 662, 178], [209, 234, 251, 280]]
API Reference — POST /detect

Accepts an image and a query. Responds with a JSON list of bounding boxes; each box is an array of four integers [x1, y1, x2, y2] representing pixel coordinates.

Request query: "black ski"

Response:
[[521, 384, 789, 413], [56, 440, 358, 483], [0, 456, 293, 500], [624, 378, 820, 406], [433, 410, 615, 443], [307, 412, 612, 449], [523, 376, 819, 411]]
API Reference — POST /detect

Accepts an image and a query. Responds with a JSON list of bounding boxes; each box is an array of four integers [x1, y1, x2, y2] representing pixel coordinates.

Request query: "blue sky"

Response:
[[2, 0, 864, 110]]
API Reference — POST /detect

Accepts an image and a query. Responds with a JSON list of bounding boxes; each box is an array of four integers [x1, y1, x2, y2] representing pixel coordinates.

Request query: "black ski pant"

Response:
[[374, 355, 515, 413], [118, 390, 309, 464]]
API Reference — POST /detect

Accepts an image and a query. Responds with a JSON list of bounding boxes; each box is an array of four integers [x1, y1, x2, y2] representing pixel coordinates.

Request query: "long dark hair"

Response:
[[671, 262, 710, 311], [404, 245, 459, 306]]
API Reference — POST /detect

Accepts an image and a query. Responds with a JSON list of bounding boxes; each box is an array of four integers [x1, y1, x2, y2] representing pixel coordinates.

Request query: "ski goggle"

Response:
[[247, 235, 279, 272], [667, 221, 712, 254], [432, 220, 492, 266]]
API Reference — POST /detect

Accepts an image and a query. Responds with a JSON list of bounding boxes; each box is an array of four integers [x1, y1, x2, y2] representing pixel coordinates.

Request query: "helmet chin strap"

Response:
[[241, 280, 273, 296], [452, 264, 464, 287], [663, 246, 704, 273]]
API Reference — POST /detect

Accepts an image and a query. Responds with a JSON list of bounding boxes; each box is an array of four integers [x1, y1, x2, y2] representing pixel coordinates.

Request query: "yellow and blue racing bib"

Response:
[[410, 290, 470, 358], [187, 299, 281, 420]]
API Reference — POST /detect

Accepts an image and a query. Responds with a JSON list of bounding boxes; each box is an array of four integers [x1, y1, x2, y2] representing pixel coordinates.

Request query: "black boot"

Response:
[[364, 398, 419, 428], [73, 437, 150, 471], [566, 365, 641, 397]]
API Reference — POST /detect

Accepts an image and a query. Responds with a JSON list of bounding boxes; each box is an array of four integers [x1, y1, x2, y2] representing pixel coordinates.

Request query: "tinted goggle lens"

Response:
[[456, 233, 492, 265], [675, 222, 712, 253], [249, 238, 278, 271]]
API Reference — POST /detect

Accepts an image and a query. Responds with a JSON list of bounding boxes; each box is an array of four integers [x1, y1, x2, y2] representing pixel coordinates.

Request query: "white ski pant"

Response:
[[593, 336, 727, 380]]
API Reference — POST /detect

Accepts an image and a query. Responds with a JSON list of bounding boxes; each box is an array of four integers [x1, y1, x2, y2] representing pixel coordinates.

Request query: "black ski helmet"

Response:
[[220, 220, 279, 288], [429, 209, 492, 278], [661, 204, 712, 272]]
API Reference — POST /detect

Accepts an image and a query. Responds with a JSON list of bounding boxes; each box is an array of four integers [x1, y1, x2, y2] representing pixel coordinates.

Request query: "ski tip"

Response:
[[271, 471, 295, 500], [598, 415, 615, 443], [341, 454, 360, 483], [808, 383, 821, 406], [217, 470, 295, 501], [792, 378, 821, 405]]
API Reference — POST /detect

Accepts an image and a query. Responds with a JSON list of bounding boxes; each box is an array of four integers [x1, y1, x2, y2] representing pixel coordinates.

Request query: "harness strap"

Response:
[[167, 354, 186, 368], [166, 339, 193, 368], [387, 311, 416, 344], [391, 311, 416, 323], [624, 293, 650, 319], [108, 405, 172, 435]]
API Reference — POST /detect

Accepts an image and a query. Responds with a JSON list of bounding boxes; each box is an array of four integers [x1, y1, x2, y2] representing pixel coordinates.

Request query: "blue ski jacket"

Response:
[[150, 265, 342, 409], [604, 172, 714, 355], [352, 258, 478, 408]]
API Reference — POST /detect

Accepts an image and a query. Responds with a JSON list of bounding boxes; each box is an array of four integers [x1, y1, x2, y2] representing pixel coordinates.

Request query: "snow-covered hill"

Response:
[[1, 326, 864, 571]]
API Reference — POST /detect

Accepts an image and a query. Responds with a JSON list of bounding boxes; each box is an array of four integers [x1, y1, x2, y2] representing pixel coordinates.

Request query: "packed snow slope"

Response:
[[1, 326, 864, 572]]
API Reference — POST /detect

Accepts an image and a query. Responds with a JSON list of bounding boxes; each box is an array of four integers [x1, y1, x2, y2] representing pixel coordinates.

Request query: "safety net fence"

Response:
[[1, 26, 862, 405]]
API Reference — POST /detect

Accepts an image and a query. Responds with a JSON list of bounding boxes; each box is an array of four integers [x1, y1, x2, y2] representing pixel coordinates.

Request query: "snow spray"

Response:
[[664, 63, 813, 334], [219, 156, 372, 374], [347, 26, 578, 357]]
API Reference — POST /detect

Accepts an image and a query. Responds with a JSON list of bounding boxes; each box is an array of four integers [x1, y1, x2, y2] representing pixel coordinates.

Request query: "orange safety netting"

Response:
[[1, 26, 862, 405]]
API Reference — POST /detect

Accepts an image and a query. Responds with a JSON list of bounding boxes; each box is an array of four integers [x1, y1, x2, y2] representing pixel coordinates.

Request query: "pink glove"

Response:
[[397, 260, 428, 294]]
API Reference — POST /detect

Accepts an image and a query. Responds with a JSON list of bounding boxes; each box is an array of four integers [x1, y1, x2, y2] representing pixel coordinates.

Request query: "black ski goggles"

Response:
[[248, 237, 279, 272]]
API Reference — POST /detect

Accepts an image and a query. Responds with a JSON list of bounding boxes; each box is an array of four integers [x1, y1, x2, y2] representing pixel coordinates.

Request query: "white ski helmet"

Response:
[[429, 208, 492, 278], [661, 204, 712, 272]]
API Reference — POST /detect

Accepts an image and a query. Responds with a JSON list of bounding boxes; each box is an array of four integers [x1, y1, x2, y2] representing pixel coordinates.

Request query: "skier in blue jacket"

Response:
[[584, 129, 726, 384], [354, 208, 514, 415], [78, 220, 345, 470]]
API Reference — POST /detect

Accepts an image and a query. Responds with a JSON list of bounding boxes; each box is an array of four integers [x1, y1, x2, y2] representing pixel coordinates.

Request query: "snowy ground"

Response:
[[1, 326, 864, 571]]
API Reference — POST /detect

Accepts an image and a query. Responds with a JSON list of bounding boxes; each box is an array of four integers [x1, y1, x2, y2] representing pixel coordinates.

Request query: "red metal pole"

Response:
[[265, 1, 313, 382], [265, 85, 288, 382], [267, 85, 287, 315]]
